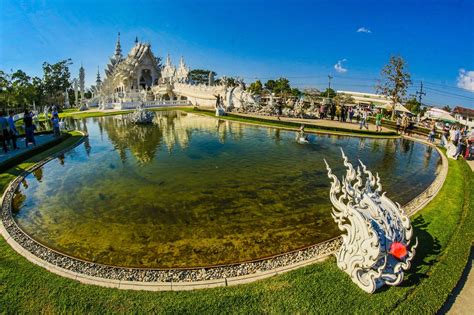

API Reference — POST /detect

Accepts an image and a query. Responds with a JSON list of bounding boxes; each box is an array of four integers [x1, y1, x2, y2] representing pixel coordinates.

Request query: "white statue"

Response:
[[64, 88, 70, 108], [324, 149, 417, 293], [129, 103, 154, 124]]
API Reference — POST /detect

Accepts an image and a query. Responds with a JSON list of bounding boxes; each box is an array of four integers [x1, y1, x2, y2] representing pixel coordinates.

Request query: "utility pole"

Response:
[[327, 75, 333, 103], [416, 81, 426, 107]]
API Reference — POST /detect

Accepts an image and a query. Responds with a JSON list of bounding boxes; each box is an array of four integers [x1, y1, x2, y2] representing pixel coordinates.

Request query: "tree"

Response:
[[0, 70, 13, 110], [189, 69, 216, 85], [11, 70, 36, 107], [42, 59, 72, 106], [264, 78, 292, 96], [273, 78, 291, 95], [376, 56, 412, 120], [405, 97, 422, 114], [264, 79, 276, 91], [247, 80, 263, 95], [291, 88, 302, 97], [320, 88, 336, 98]]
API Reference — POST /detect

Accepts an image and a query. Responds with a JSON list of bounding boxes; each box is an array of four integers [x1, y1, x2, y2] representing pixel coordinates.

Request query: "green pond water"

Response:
[[13, 110, 441, 268]]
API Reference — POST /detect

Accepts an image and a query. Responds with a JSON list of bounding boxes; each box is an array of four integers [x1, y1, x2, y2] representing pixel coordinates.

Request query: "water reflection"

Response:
[[13, 110, 441, 268]]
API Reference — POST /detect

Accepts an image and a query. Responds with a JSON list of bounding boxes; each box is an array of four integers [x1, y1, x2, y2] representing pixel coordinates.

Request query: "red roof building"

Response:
[[452, 106, 474, 129]]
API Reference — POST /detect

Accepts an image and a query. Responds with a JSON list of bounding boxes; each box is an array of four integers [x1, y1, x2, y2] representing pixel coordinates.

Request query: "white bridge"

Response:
[[114, 99, 191, 110]]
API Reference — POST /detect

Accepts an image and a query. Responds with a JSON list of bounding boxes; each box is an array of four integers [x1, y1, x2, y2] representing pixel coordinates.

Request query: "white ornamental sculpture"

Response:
[[324, 149, 417, 293]]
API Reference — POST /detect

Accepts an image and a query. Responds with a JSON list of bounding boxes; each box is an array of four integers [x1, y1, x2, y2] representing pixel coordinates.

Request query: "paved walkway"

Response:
[[443, 247, 474, 314], [0, 134, 56, 163]]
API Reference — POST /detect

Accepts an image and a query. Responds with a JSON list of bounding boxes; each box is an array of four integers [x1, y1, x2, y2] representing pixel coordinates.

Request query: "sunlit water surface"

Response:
[[13, 111, 441, 268]]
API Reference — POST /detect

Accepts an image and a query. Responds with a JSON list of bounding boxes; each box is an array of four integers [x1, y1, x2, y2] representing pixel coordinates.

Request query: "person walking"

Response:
[[330, 103, 336, 120], [23, 110, 36, 147], [401, 115, 409, 135], [7, 110, 18, 150], [375, 110, 383, 132], [51, 114, 60, 137], [396, 116, 402, 133], [0, 112, 10, 153], [319, 104, 325, 119], [359, 108, 369, 130], [348, 106, 354, 123]]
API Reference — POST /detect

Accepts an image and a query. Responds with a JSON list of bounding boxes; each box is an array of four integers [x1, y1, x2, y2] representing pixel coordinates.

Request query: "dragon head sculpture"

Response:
[[324, 149, 417, 293]]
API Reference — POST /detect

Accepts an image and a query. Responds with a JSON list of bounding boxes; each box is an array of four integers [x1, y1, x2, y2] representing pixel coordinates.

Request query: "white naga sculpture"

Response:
[[324, 150, 417, 293], [128, 104, 154, 124]]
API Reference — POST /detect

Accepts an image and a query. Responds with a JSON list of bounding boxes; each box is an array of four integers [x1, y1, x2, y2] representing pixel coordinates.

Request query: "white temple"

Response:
[[86, 33, 256, 111]]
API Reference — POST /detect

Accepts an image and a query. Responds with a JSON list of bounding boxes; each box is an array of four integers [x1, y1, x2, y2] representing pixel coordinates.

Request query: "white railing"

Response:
[[112, 100, 191, 110], [143, 100, 191, 107]]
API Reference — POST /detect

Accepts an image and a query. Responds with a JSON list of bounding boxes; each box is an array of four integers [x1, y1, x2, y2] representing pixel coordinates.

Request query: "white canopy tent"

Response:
[[375, 103, 412, 114], [424, 108, 458, 123]]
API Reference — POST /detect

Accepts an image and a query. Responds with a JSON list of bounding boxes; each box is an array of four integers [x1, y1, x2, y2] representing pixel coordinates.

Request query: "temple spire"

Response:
[[114, 32, 122, 60], [135, 36, 139, 45], [96, 66, 102, 87]]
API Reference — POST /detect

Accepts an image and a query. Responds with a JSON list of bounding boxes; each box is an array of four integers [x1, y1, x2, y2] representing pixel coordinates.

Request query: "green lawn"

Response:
[[0, 128, 472, 313]]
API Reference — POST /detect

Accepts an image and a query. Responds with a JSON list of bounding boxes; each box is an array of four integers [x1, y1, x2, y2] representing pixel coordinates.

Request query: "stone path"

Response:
[[0, 134, 56, 163], [442, 247, 474, 314], [466, 160, 474, 172]]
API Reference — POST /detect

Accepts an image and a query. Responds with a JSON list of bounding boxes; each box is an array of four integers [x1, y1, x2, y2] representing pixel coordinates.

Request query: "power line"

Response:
[[423, 86, 474, 100]]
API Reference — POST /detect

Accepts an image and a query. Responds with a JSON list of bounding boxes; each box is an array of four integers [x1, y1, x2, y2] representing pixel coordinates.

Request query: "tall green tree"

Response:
[[264, 78, 292, 95], [189, 69, 216, 85], [320, 88, 336, 98], [42, 59, 72, 106], [375, 56, 412, 120], [247, 80, 263, 95], [0, 70, 13, 110], [11, 70, 36, 107], [405, 97, 422, 114]]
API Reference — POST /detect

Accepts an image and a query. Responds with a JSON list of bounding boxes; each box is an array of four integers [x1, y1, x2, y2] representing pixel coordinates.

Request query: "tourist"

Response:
[[359, 108, 369, 130], [375, 110, 383, 132], [440, 128, 450, 147], [214, 94, 221, 109], [23, 110, 36, 147], [330, 103, 336, 120], [401, 115, 409, 135], [7, 110, 18, 150], [51, 105, 58, 118], [336, 105, 341, 121], [0, 112, 10, 153], [465, 138, 473, 160], [319, 104, 325, 119], [396, 116, 402, 133], [341, 105, 346, 122], [52, 114, 61, 137], [348, 106, 354, 123]]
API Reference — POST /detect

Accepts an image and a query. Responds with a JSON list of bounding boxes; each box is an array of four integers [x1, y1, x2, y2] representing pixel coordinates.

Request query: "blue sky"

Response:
[[1, 0, 473, 108]]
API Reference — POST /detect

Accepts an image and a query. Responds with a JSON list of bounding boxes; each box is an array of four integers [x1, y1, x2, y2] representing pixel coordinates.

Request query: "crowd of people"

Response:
[[442, 125, 473, 160], [0, 106, 62, 155]]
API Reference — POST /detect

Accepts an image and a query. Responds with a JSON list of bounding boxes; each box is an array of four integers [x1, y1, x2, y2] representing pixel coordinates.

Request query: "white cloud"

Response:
[[357, 27, 372, 33], [457, 69, 474, 92], [334, 59, 348, 73]]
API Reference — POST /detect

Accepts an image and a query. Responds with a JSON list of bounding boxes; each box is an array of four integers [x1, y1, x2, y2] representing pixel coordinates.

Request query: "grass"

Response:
[[0, 121, 472, 313]]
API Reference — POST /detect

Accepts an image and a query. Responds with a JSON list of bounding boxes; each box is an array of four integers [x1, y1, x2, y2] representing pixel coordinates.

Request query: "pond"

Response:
[[12, 110, 441, 268]]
